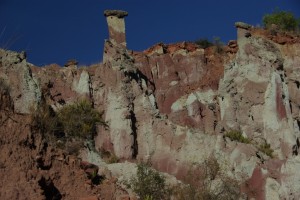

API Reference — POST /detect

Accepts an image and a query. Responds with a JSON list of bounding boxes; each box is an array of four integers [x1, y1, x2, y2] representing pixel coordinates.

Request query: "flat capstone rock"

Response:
[[104, 10, 128, 18]]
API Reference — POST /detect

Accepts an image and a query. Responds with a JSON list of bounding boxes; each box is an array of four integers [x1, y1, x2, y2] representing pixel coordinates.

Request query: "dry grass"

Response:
[[31, 99, 107, 155]]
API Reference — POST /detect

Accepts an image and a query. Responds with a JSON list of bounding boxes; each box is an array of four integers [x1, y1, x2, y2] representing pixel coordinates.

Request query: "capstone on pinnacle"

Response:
[[235, 22, 252, 30], [104, 10, 128, 47], [104, 10, 128, 18]]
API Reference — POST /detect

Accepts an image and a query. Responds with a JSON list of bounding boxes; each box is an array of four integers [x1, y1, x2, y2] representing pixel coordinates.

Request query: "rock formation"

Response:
[[104, 10, 128, 47], [1, 10, 300, 199]]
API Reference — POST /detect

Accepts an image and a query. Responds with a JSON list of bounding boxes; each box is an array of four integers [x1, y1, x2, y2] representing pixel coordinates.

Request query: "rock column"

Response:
[[104, 10, 128, 47]]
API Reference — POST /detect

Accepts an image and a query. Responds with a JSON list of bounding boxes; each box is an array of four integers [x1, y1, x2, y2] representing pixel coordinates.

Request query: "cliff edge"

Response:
[[1, 10, 300, 199]]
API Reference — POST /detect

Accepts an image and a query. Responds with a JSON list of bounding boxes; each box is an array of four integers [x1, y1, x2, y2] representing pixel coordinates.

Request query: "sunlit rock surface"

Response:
[[1, 11, 300, 199]]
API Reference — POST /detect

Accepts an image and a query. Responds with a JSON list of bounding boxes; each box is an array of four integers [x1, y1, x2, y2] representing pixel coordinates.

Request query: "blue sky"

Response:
[[0, 0, 300, 66]]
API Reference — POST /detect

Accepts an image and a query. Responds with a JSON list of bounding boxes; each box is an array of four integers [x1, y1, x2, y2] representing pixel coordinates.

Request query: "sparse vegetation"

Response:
[[173, 156, 242, 200], [99, 148, 120, 164], [125, 157, 244, 199], [194, 38, 213, 49], [259, 142, 274, 158], [31, 99, 106, 155], [126, 157, 242, 200], [89, 168, 104, 185], [213, 37, 224, 53], [194, 37, 224, 53], [224, 130, 275, 159], [30, 102, 60, 138], [224, 130, 250, 144], [98, 148, 120, 164], [107, 154, 119, 164], [57, 100, 105, 139], [126, 162, 169, 200], [263, 9, 300, 32]]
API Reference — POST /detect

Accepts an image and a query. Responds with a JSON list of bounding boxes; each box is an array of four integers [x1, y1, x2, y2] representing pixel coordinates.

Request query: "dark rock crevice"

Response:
[[292, 138, 300, 156], [87, 72, 95, 107], [295, 80, 300, 89], [129, 108, 138, 159], [38, 176, 62, 200], [289, 100, 293, 113], [124, 68, 156, 93]]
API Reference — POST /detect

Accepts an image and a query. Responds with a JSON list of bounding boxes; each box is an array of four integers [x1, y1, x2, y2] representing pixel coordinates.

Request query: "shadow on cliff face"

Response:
[[0, 79, 127, 199], [38, 177, 62, 200], [0, 78, 13, 112]]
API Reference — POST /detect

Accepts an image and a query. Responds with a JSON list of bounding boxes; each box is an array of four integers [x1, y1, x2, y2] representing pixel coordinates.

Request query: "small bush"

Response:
[[126, 163, 169, 200], [203, 156, 220, 180], [263, 9, 300, 32], [107, 154, 119, 164], [213, 37, 224, 53], [173, 156, 242, 200], [194, 38, 213, 49], [57, 100, 105, 139], [224, 130, 250, 144], [31, 100, 106, 155], [194, 37, 224, 53], [99, 148, 119, 164], [31, 102, 61, 137], [259, 142, 274, 158]]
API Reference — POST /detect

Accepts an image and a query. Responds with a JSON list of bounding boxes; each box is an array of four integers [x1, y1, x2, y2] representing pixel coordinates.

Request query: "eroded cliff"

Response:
[[1, 10, 300, 199]]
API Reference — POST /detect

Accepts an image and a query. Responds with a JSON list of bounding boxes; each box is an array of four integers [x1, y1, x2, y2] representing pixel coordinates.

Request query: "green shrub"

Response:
[[31, 102, 60, 137], [263, 9, 300, 32], [31, 100, 106, 155], [259, 143, 274, 158], [173, 156, 242, 200], [57, 100, 105, 139], [194, 38, 213, 49], [127, 163, 169, 200], [194, 37, 224, 53], [144, 195, 154, 200], [224, 130, 250, 144], [213, 37, 224, 53], [107, 154, 119, 164], [99, 148, 119, 164]]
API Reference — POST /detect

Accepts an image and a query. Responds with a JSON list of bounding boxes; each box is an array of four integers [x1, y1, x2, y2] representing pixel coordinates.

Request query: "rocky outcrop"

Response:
[[0, 49, 41, 114], [93, 17, 300, 199], [220, 24, 299, 159], [104, 10, 128, 47], [1, 10, 300, 199], [219, 24, 300, 199], [0, 101, 97, 199]]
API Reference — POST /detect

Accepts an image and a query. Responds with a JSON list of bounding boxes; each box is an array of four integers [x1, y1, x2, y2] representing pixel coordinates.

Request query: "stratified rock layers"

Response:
[[1, 17, 300, 199]]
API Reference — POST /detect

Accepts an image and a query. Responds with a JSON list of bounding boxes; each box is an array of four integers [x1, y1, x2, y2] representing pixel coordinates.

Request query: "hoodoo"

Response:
[[104, 10, 128, 47]]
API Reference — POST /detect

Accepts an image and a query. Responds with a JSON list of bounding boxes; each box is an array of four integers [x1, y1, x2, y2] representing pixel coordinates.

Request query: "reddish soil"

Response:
[[0, 91, 127, 200]]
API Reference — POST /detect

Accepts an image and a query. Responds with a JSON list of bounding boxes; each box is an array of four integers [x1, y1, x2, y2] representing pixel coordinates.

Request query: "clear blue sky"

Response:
[[0, 0, 299, 66]]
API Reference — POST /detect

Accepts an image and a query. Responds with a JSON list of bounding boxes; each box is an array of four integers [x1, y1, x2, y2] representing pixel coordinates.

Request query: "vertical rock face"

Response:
[[2, 11, 300, 199], [219, 23, 298, 159], [104, 10, 128, 47], [134, 42, 226, 133], [0, 49, 41, 114], [93, 40, 141, 159], [218, 23, 300, 199]]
